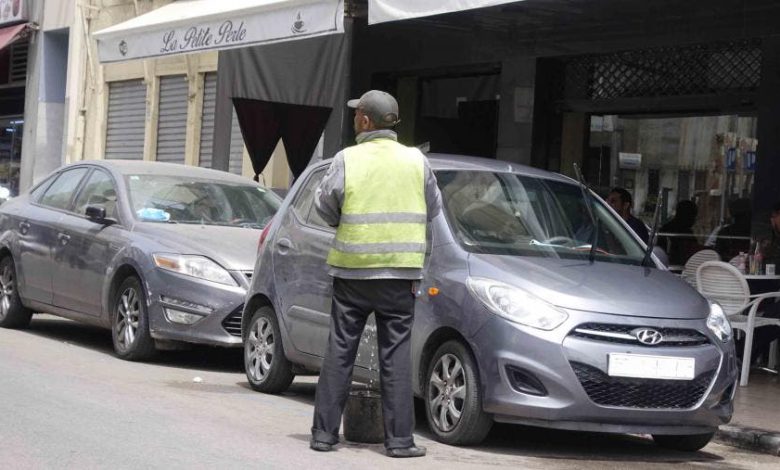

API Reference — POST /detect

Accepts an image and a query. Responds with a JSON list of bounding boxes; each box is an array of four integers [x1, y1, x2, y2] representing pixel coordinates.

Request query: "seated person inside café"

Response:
[[737, 202, 780, 366], [606, 187, 649, 244], [715, 198, 752, 261], [659, 200, 701, 267]]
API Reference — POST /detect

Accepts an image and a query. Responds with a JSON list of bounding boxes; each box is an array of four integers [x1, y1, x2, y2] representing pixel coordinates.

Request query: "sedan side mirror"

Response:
[[85, 205, 111, 224]]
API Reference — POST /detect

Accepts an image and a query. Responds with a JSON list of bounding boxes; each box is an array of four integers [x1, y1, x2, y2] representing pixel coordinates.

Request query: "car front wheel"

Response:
[[652, 432, 715, 452], [0, 255, 32, 329], [244, 306, 294, 393], [112, 276, 156, 361], [425, 340, 493, 445]]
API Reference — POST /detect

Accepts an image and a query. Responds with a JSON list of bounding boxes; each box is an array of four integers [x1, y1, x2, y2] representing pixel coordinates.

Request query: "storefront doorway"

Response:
[[0, 115, 22, 196]]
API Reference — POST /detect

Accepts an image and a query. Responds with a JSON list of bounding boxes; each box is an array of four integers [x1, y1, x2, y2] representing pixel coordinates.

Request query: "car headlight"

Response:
[[467, 277, 568, 330], [706, 301, 732, 343], [153, 254, 237, 286]]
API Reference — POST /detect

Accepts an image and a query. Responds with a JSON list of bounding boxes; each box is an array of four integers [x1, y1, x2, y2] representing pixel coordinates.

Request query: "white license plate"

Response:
[[608, 353, 695, 380]]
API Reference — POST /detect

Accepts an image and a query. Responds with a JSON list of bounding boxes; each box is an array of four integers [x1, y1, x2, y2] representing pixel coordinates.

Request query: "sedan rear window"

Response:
[[126, 175, 281, 228]]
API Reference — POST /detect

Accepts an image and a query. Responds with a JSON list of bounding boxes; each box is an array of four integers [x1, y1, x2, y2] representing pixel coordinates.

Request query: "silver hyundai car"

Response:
[[242, 155, 737, 452], [0, 160, 280, 360]]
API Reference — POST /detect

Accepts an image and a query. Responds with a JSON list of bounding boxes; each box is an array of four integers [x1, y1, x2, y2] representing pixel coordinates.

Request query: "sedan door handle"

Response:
[[276, 238, 293, 254], [18, 221, 30, 234], [57, 233, 71, 245]]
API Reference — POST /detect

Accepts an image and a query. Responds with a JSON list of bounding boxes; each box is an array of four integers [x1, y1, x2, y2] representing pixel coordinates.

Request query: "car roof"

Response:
[[66, 160, 256, 185], [309, 153, 576, 185]]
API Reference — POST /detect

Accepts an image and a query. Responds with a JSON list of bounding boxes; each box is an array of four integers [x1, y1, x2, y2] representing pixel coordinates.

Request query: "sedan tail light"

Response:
[[258, 219, 273, 253]]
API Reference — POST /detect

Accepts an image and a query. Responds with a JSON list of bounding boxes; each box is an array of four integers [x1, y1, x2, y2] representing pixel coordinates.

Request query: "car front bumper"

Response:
[[470, 309, 738, 435], [144, 268, 250, 347]]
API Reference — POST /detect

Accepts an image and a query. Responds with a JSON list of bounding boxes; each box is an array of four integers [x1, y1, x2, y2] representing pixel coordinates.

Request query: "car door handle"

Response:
[[276, 238, 293, 254], [57, 233, 71, 245], [18, 221, 30, 234]]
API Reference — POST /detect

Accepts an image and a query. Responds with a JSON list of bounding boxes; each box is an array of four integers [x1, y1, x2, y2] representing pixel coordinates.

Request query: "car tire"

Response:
[[652, 432, 715, 452], [425, 340, 493, 445], [0, 255, 32, 329], [244, 306, 294, 394], [111, 276, 156, 361]]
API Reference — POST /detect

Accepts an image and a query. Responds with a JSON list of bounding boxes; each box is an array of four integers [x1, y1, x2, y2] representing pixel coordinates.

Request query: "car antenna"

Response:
[[641, 186, 665, 267], [572, 163, 598, 264]]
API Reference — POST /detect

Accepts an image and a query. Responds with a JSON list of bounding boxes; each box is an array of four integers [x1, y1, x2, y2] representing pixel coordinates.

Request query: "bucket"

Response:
[[343, 389, 384, 443]]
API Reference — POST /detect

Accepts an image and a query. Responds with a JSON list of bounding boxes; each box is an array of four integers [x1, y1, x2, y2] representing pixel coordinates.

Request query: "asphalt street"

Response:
[[0, 314, 775, 470]]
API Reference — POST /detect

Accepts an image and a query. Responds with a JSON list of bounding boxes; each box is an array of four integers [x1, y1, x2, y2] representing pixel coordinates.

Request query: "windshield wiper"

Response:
[[641, 186, 664, 267], [572, 163, 599, 264]]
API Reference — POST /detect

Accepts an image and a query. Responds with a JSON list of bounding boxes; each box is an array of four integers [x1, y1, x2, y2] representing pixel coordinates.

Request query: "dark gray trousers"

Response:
[[311, 277, 416, 449]]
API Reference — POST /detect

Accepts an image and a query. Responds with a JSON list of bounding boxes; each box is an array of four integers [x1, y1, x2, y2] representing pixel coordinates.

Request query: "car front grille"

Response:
[[570, 323, 710, 347], [570, 362, 715, 409], [221, 305, 244, 337]]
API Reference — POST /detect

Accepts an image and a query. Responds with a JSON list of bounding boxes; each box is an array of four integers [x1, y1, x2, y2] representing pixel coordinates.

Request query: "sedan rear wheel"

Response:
[[0, 255, 32, 329], [425, 340, 493, 445], [112, 276, 156, 361], [244, 306, 294, 393]]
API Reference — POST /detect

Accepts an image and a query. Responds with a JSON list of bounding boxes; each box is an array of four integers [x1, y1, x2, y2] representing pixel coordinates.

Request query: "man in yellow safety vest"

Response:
[[310, 90, 441, 458]]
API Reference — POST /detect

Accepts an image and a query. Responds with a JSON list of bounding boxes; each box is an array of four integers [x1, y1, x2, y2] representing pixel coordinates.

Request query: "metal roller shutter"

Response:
[[228, 108, 245, 175], [106, 80, 146, 160], [198, 73, 217, 169], [156, 75, 188, 164]]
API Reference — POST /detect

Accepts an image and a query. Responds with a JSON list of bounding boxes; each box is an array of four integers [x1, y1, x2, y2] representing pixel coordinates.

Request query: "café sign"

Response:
[[0, 0, 27, 27], [94, 0, 344, 63]]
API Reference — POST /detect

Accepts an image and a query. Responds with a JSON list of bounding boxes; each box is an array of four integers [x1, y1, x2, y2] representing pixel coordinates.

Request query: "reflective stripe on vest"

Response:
[[326, 139, 427, 269]]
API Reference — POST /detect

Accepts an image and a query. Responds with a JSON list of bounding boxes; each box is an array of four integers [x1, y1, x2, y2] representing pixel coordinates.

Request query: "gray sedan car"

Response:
[[0, 160, 280, 360], [242, 155, 738, 452]]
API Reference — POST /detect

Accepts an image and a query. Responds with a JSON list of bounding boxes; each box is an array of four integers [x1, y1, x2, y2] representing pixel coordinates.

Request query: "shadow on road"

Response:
[[23, 315, 243, 373], [242, 377, 725, 465]]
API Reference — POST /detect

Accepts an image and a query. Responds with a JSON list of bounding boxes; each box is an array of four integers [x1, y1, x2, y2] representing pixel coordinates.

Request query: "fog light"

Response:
[[505, 366, 548, 396], [164, 308, 204, 325], [160, 295, 213, 315]]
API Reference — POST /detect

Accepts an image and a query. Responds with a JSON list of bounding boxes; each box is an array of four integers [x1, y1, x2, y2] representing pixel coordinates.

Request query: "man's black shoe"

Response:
[[310, 439, 333, 452], [386, 446, 426, 458]]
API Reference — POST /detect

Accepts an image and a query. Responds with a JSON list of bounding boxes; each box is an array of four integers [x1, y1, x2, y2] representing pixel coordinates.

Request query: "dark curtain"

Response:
[[215, 22, 353, 175], [233, 99, 332, 178]]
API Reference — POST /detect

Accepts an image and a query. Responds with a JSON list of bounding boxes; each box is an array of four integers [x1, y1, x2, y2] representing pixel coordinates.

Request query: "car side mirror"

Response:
[[85, 205, 111, 224]]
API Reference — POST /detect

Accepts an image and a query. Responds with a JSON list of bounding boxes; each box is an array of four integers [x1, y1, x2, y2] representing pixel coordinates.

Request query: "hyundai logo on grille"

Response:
[[633, 328, 663, 345]]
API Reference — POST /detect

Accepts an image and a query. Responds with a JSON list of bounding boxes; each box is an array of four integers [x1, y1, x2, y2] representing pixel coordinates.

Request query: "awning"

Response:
[[368, 0, 522, 24], [0, 23, 31, 51], [93, 0, 344, 63]]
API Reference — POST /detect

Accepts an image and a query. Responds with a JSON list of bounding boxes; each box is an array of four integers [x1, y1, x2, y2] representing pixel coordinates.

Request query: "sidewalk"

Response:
[[715, 370, 780, 456]]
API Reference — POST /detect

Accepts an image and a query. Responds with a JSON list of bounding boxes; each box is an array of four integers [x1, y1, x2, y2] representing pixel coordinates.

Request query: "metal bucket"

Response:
[[343, 389, 384, 443]]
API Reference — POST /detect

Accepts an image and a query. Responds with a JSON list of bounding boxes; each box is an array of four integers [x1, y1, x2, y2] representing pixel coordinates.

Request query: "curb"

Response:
[[715, 425, 780, 456]]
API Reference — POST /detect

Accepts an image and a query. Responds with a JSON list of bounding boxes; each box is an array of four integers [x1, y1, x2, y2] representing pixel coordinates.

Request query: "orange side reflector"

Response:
[[428, 287, 440, 296]]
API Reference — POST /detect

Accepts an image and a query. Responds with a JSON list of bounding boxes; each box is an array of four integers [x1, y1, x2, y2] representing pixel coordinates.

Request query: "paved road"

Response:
[[0, 315, 774, 470]]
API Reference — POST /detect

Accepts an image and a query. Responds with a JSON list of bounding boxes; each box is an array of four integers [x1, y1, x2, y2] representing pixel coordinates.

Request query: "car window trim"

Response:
[[290, 168, 335, 233], [32, 167, 91, 215], [69, 167, 125, 226]]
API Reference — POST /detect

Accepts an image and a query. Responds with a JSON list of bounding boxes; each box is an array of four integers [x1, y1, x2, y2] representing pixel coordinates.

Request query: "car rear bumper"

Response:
[[470, 310, 738, 435]]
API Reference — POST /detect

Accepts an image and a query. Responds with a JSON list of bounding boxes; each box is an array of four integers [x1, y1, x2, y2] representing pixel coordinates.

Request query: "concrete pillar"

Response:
[[496, 57, 536, 165], [754, 37, 780, 239]]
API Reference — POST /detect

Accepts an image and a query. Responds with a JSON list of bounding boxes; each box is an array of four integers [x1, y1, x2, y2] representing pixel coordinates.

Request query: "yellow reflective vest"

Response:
[[326, 138, 427, 269]]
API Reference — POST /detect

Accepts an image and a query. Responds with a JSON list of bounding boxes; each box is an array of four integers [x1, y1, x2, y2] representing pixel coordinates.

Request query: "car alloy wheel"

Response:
[[116, 286, 141, 351], [243, 306, 294, 393], [246, 316, 275, 382], [0, 260, 16, 321], [429, 353, 466, 432], [0, 256, 32, 329], [425, 340, 492, 445], [111, 276, 156, 361]]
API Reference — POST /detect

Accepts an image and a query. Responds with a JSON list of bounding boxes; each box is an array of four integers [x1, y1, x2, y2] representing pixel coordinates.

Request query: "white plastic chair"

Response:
[[681, 249, 720, 289], [696, 261, 780, 386]]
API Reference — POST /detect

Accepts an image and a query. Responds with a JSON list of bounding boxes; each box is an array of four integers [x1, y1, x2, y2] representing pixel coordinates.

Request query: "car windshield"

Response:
[[126, 174, 281, 228], [436, 170, 647, 265]]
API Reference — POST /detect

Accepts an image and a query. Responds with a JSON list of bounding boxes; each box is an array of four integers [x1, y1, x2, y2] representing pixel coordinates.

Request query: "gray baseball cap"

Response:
[[347, 90, 400, 128]]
